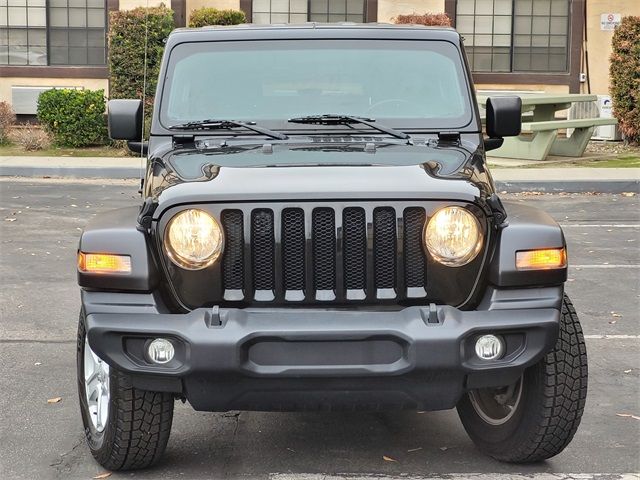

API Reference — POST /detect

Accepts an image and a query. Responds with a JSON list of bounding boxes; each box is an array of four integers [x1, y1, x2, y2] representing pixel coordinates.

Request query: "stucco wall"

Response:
[[583, 0, 640, 95], [377, 0, 445, 23], [0, 78, 109, 107]]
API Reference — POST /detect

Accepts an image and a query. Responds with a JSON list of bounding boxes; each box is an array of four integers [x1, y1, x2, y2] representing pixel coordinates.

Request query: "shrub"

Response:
[[37, 89, 107, 147], [188, 8, 245, 27], [0, 101, 16, 145], [394, 13, 452, 27], [11, 124, 50, 151], [108, 5, 175, 133], [610, 16, 640, 144]]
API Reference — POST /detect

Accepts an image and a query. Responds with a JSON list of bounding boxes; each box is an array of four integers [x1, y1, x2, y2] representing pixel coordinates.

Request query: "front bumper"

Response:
[[83, 288, 561, 412]]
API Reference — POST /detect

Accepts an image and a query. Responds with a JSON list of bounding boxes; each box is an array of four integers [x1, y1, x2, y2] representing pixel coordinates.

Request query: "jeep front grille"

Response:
[[219, 204, 429, 304]]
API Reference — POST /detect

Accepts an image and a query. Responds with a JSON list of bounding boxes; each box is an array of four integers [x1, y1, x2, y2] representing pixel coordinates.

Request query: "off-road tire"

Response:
[[77, 309, 174, 470], [457, 294, 588, 463]]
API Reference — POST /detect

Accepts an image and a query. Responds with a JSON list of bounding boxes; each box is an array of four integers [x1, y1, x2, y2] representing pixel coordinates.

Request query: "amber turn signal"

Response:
[[78, 252, 132, 274], [515, 248, 567, 271]]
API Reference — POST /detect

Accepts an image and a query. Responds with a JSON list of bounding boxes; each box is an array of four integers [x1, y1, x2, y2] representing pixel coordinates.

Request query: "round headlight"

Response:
[[164, 209, 223, 270], [425, 206, 482, 266]]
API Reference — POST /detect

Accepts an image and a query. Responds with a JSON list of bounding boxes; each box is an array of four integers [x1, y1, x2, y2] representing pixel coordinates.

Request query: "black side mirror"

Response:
[[108, 99, 143, 141], [485, 96, 522, 151]]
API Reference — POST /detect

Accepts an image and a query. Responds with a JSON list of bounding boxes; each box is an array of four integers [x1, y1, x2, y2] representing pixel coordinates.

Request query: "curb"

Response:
[[494, 180, 640, 194], [1, 166, 639, 194]]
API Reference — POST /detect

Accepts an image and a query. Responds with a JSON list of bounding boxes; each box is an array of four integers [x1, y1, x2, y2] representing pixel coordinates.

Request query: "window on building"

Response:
[[252, 0, 365, 24], [0, 0, 106, 66], [1, 0, 47, 65], [455, 0, 569, 73]]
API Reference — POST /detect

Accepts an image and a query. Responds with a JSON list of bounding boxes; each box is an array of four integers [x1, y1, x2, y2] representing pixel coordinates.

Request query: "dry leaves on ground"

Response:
[[93, 473, 112, 479], [47, 397, 62, 404], [382, 455, 398, 462]]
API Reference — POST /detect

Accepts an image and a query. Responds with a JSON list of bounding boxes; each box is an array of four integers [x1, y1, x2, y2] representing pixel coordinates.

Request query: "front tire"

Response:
[[77, 310, 174, 470], [457, 295, 588, 463]]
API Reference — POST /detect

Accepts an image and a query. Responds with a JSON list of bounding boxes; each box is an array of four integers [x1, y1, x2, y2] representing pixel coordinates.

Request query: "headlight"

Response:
[[425, 206, 482, 266], [164, 209, 223, 270]]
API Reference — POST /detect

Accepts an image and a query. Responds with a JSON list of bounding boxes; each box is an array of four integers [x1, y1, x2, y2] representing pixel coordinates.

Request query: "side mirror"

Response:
[[126, 141, 148, 156], [108, 99, 142, 141], [484, 96, 522, 152]]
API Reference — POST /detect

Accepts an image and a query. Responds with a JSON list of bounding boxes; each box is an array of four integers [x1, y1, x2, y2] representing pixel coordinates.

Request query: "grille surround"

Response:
[[158, 201, 487, 309]]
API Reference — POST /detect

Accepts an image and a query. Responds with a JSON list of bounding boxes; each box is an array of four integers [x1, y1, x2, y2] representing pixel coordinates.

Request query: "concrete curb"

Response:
[[494, 180, 640, 194], [1, 165, 639, 194]]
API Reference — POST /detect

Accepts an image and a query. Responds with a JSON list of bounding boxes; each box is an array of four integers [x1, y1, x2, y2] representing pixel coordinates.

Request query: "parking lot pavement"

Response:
[[1, 178, 639, 480]]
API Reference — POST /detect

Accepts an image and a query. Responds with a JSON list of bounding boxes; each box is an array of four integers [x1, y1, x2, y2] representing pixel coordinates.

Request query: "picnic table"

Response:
[[477, 93, 618, 161]]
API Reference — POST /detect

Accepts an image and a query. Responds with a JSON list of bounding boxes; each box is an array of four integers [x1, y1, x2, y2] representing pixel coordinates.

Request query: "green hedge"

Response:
[[610, 16, 640, 144], [188, 8, 245, 27], [108, 5, 175, 133], [37, 89, 107, 147]]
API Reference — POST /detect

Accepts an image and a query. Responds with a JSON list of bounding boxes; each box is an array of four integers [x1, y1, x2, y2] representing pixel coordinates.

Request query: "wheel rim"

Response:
[[84, 337, 110, 433], [468, 375, 523, 426]]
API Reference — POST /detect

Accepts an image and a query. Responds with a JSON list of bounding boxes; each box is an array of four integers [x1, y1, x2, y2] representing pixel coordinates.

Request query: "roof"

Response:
[[167, 23, 461, 44]]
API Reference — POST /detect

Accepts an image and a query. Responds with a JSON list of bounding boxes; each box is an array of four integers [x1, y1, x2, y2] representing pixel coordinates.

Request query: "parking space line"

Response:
[[269, 474, 640, 480], [571, 265, 640, 268], [584, 335, 640, 339], [562, 224, 640, 228]]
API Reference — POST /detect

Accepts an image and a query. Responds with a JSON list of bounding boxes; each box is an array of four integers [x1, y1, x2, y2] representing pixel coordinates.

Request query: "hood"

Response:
[[146, 138, 494, 217]]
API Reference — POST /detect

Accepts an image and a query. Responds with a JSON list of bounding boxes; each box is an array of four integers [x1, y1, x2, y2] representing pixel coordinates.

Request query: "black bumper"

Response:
[[83, 288, 561, 412]]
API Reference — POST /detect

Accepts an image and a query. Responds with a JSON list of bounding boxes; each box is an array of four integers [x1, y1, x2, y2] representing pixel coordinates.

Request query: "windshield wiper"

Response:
[[169, 119, 288, 140], [288, 114, 411, 141]]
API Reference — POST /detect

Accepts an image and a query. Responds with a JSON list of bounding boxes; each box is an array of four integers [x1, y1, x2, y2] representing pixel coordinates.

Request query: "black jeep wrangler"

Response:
[[77, 24, 588, 470]]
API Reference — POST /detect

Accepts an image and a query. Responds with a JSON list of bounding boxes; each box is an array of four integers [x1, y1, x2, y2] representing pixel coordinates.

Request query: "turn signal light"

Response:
[[78, 252, 132, 274], [516, 248, 567, 270]]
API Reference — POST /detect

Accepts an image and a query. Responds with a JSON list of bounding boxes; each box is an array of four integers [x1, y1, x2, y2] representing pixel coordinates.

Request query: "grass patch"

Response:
[[0, 143, 128, 157], [533, 155, 640, 168]]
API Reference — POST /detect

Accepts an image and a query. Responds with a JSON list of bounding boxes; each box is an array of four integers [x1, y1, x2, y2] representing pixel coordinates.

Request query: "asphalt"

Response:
[[0, 156, 639, 193], [0, 178, 639, 480]]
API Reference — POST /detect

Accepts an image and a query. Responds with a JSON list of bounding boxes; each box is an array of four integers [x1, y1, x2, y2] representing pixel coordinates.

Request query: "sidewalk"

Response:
[[1, 155, 639, 193]]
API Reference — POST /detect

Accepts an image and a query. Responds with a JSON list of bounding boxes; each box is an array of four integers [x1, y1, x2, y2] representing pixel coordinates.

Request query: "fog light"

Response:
[[147, 338, 175, 364], [475, 334, 505, 360]]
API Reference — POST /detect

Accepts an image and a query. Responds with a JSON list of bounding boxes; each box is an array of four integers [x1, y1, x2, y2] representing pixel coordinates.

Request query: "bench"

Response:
[[499, 117, 619, 161]]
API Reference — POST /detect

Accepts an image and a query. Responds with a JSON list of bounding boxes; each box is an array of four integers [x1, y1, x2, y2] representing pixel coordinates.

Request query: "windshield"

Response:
[[159, 39, 474, 131]]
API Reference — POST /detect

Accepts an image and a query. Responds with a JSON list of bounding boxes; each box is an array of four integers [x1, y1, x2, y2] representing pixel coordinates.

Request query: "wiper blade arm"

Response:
[[169, 119, 288, 140], [288, 114, 411, 140]]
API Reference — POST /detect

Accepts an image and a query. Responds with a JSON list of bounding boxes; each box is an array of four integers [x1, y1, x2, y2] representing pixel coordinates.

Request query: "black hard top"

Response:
[[166, 23, 462, 46]]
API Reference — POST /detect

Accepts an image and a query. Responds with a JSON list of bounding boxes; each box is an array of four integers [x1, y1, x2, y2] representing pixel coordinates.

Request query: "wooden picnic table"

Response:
[[476, 93, 617, 161]]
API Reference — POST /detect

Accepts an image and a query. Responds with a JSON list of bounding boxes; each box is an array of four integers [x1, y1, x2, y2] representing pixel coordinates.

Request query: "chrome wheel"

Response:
[[468, 375, 523, 426], [84, 337, 110, 432]]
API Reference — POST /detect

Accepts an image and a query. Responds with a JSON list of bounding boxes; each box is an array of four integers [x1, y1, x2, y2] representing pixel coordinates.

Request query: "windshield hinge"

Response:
[[137, 197, 158, 232], [437, 131, 461, 143], [487, 193, 508, 228]]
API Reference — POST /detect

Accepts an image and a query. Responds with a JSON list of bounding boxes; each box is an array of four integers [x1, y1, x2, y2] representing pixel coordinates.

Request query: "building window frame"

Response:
[[0, 0, 117, 77], [240, 0, 378, 23], [444, 0, 583, 92]]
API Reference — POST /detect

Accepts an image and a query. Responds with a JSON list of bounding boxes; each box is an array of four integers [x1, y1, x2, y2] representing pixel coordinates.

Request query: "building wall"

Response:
[[583, 0, 640, 95], [0, 78, 109, 111]]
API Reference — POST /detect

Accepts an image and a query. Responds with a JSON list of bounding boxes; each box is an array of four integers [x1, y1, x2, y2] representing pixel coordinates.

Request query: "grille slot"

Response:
[[281, 208, 305, 292], [251, 209, 275, 297], [343, 207, 367, 291], [403, 208, 428, 297], [219, 204, 429, 304], [373, 207, 397, 295], [312, 208, 336, 294], [221, 210, 244, 294]]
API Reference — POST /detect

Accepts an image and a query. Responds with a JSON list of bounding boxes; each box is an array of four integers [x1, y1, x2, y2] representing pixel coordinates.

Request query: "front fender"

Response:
[[78, 206, 159, 291], [489, 202, 567, 287]]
